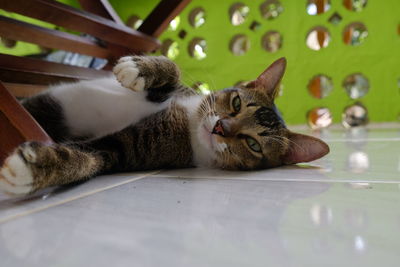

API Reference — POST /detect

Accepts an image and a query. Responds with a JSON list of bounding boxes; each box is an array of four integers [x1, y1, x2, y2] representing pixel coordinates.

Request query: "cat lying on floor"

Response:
[[0, 56, 329, 195]]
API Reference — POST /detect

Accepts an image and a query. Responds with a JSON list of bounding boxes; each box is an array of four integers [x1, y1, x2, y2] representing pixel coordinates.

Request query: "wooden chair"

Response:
[[0, 0, 191, 164]]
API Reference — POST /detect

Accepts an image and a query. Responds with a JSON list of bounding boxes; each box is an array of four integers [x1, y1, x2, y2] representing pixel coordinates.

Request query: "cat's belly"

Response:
[[49, 77, 170, 138]]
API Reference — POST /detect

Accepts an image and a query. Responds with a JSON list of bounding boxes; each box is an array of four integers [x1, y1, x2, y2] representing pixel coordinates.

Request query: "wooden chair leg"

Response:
[[0, 81, 52, 164]]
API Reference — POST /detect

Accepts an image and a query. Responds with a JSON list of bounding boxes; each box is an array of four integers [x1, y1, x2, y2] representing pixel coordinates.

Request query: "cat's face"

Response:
[[195, 58, 329, 170]]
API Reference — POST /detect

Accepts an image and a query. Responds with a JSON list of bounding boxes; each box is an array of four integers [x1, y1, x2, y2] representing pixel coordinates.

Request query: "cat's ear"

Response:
[[282, 132, 330, 164], [246, 57, 286, 99]]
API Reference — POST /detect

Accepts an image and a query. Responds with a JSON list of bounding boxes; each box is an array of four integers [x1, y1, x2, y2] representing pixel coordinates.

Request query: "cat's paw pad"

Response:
[[113, 56, 145, 91], [0, 150, 34, 195]]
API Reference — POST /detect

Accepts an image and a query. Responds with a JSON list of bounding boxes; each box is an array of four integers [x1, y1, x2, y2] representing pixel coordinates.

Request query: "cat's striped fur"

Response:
[[0, 56, 329, 195]]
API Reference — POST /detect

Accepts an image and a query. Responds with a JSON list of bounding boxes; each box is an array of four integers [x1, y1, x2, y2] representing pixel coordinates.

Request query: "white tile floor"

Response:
[[0, 127, 399, 267]]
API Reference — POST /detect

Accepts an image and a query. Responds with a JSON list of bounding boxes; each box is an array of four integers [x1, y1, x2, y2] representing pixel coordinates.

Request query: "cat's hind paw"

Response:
[[113, 56, 145, 92], [0, 150, 34, 195]]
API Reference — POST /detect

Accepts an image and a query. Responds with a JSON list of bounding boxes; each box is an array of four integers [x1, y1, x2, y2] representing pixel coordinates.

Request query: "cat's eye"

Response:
[[245, 137, 262, 153], [232, 95, 241, 113]]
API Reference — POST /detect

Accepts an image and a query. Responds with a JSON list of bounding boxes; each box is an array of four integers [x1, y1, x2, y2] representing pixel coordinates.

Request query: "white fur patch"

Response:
[[176, 95, 203, 117], [0, 152, 33, 195], [49, 77, 170, 139], [117, 56, 133, 63], [177, 96, 224, 167]]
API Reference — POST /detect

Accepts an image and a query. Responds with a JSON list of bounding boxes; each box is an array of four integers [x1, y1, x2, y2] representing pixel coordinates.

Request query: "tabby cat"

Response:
[[0, 56, 329, 195]]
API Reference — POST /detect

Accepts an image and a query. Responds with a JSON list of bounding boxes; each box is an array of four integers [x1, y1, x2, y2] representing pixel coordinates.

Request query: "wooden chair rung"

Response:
[[0, 0, 160, 53], [78, 0, 124, 25], [0, 54, 111, 85], [139, 0, 192, 37], [0, 82, 52, 164]]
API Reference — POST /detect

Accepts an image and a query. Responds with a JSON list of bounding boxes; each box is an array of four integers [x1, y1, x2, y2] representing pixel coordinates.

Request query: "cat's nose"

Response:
[[212, 119, 232, 137], [212, 119, 225, 137]]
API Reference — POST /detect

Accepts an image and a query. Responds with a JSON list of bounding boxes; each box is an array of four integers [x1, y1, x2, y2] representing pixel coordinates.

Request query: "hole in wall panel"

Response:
[[262, 31, 283, 53], [260, 0, 283, 20], [343, 0, 368, 12], [343, 73, 369, 99], [343, 22, 368, 46], [161, 39, 179, 60], [342, 102, 369, 128], [306, 0, 331, 15], [308, 75, 333, 99], [189, 7, 206, 28], [306, 26, 331, 50], [193, 82, 211, 95], [307, 107, 333, 129], [189, 38, 207, 60], [230, 34, 250, 55], [230, 3, 250, 26]]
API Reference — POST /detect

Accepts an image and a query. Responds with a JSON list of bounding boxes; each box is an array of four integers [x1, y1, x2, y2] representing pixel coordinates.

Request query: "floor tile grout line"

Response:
[[151, 174, 400, 184], [325, 138, 400, 142], [0, 171, 161, 225]]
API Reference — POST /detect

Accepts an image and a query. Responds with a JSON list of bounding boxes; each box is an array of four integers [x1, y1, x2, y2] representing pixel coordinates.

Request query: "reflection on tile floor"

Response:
[[0, 127, 399, 267]]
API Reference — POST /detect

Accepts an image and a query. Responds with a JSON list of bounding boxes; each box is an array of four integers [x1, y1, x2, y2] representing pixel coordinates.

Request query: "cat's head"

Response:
[[194, 58, 329, 170]]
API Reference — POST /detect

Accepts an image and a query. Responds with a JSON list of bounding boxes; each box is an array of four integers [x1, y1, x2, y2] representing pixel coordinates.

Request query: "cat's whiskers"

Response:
[[199, 69, 217, 91], [179, 69, 198, 88]]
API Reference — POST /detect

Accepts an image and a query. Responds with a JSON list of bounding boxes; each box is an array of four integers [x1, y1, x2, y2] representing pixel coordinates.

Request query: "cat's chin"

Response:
[[198, 123, 216, 151]]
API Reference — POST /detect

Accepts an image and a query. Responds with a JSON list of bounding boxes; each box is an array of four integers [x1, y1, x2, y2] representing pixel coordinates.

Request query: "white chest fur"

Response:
[[176, 95, 218, 167]]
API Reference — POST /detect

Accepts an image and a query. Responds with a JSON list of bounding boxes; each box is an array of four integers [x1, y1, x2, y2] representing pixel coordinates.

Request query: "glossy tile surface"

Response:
[[0, 171, 159, 223], [0, 128, 399, 267]]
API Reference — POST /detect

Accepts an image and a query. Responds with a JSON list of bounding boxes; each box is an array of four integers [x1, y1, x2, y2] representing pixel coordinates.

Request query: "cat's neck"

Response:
[[176, 95, 215, 167]]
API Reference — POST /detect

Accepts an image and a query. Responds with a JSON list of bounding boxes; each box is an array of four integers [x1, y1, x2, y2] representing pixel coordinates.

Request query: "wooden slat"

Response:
[[0, 0, 160, 53], [139, 0, 191, 37], [0, 54, 111, 85], [0, 82, 52, 164], [0, 15, 130, 60], [3, 83, 48, 98], [78, 0, 123, 25], [0, 69, 78, 85], [0, 112, 26, 164]]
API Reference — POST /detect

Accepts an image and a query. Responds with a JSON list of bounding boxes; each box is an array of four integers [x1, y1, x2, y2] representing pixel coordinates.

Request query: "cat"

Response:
[[0, 56, 329, 195]]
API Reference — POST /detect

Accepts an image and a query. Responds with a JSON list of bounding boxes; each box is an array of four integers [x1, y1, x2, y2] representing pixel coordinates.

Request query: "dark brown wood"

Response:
[[0, 69, 77, 85], [0, 15, 130, 60], [139, 0, 191, 37], [78, 0, 123, 25], [0, 0, 160, 53], [0, 54, 111, 85], [0, 112, 26, 164], [3, 83, 48, 98], [0, 82, 52, 164]]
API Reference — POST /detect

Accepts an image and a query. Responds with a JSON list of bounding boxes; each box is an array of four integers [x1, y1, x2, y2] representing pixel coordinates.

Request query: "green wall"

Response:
[[111, 0, 400, 125], [1, 0, 399, 125]]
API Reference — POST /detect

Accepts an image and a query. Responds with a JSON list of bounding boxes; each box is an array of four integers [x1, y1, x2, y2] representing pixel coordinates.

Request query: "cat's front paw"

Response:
[[0, 144, 36, 195], [113, 56, 146, 92]]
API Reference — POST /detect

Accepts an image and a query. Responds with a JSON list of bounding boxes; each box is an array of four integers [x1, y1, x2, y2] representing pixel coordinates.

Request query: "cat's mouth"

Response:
[[197, 114, 228, 155]]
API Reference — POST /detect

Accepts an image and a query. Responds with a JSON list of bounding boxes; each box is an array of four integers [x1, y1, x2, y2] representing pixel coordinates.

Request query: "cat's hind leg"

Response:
[[113, 55, 180, 92], [113, 55, 198, 102]]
